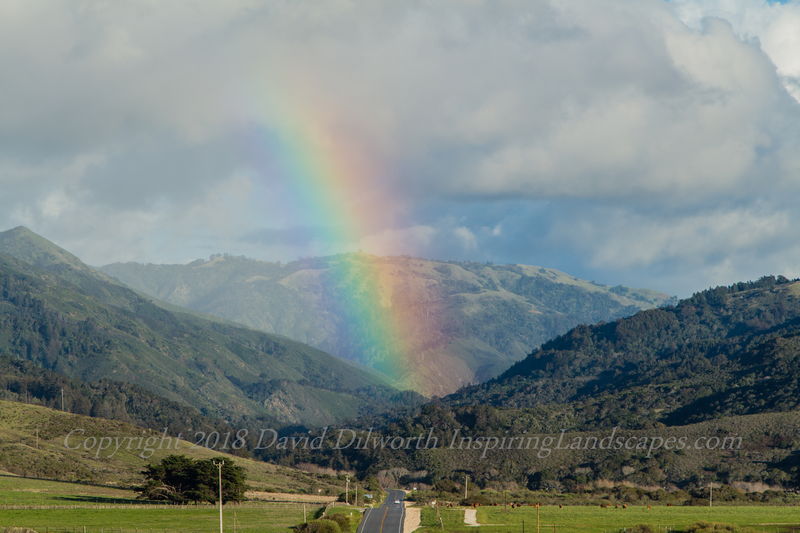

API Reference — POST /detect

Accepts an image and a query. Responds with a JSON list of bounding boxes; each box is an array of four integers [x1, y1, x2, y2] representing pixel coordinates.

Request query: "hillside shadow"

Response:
[[0, 473, 137, 491], [55, 495, 151, 505], [53, 495, 144, 505]]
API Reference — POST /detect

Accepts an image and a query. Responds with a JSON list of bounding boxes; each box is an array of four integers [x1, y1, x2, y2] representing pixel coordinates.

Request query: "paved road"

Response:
[[357, 489, 406, 533]]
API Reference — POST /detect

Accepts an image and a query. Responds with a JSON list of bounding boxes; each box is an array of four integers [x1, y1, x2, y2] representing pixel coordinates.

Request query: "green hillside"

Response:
[[101, 254, 674, 395], [448, 275, 800, 428], [259, 403, 800, 492], [0, 400, 342, 492], [0, 228, 415, 427], [0, 357, 232, 437], [263, 277, 800, 491]]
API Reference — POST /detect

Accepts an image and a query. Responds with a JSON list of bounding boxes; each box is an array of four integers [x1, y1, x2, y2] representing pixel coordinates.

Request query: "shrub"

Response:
[[327, 514, 350, 529], [462, 494, 491, 506], [685, 522, 755, 533], [623, 526, 655, 533], [303, 520, 342, 533]]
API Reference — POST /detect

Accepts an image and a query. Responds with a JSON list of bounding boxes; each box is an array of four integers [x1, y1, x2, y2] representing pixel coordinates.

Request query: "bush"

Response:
[[623, 526, 655, 533], [685, 522, 755, 533], [327, 514, 350, 529], [462, 494, 491, 506], [300, 520, 342, 533]]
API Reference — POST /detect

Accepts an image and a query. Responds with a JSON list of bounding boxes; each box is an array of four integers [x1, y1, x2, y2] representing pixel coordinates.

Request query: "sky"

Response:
[[2, 0, 800, 296]]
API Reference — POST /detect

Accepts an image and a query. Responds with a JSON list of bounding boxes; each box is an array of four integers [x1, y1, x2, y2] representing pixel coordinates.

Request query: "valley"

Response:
[[101, 255, 673, 396]]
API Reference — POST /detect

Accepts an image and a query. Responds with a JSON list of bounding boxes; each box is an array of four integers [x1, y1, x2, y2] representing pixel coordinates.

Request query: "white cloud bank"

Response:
[[1, 0, 799, 293]]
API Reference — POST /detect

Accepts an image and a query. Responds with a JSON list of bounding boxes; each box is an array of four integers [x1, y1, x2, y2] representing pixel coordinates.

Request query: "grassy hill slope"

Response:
[[0, 400, 341, 493]]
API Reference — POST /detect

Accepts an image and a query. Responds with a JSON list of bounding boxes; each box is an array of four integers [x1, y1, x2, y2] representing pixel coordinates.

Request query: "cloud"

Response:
[[453, 226, 478, 251], [356, 225, 438, 257], [1, 0, 800, 294], [557, 206, 791, 270], [672, 0, 800, 100]]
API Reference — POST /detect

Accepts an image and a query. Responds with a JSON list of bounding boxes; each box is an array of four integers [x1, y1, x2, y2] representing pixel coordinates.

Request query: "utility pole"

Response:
[[354, 482, 358, 507], [213, 460, 224, 533], [464, 475, 469, 501], [303, 504, 307, 523], [709, 482, 713, 508], [60, 388, 64, 411], [345, 475, 350, 505]]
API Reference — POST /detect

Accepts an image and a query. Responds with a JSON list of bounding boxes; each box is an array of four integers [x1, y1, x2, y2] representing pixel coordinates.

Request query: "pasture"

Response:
[[0, 476, 322, 533], [416, 504, 800, 532]]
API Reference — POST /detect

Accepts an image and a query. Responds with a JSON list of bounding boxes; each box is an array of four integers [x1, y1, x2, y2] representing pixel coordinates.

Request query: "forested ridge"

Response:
[[0, 356, 231, 437], [0, 228, 417, 428], [260, 277, 800, 491]]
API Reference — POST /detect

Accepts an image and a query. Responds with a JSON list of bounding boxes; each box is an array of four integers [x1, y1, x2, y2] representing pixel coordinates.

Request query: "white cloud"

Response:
[[545, 202, 800, 295], [453, 226, 478, 251], [1, 0, 800, 294], [563, 207, 791, 270], [672, 0, 800, 101], [357, 225, 438, 257]]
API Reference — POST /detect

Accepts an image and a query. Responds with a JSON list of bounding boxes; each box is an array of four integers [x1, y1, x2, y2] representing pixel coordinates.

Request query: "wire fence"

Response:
[[0, 502, 313, 510], [5, 529, 251, 533]]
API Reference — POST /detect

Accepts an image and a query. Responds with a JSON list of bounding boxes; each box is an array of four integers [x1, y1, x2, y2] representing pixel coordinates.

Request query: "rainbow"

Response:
[[248, 93, 437, 392]]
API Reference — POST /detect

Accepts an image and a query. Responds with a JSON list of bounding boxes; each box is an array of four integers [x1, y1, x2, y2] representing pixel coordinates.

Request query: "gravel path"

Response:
[[464, 508, 479, 526]]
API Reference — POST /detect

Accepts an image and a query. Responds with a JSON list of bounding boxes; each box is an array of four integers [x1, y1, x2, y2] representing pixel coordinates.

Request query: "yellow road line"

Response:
[[379, 507, 389, 532]]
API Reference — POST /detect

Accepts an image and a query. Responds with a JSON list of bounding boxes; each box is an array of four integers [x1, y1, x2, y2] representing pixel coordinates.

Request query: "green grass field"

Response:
[[0, 476, 139, 506], [0, 505, 317, 532], [415, 505, 800, 533], [419, 506, 470, 530], [0, 476, 322, 532], [4, 476, 800, 533]]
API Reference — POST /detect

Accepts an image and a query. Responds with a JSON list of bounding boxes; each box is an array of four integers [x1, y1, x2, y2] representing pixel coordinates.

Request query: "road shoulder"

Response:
[[402, 503, 420, 532]]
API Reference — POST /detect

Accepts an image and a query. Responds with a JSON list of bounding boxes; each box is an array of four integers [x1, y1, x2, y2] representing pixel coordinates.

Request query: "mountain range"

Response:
[[6, 226, 800, 492], [101, 255, 674, 395], [265, 276, 800, 491], [0, 226, 413, 428]]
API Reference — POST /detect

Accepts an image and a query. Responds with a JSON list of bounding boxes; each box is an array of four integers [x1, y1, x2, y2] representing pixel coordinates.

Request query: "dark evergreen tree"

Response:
[[137, 455, 246, 504]]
